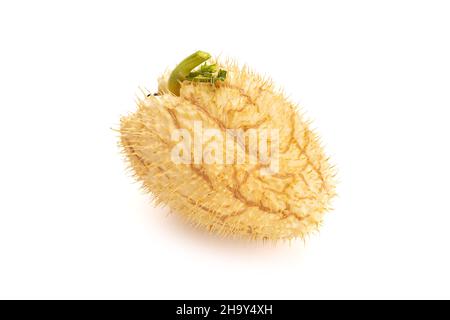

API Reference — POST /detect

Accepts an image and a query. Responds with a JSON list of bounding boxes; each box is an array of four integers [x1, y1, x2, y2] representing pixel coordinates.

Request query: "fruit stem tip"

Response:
[[168, 50, 211, 96]]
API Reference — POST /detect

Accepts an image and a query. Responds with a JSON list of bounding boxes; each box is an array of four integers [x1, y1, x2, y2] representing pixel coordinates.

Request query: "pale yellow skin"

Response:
[[120, 61, 336, 240]]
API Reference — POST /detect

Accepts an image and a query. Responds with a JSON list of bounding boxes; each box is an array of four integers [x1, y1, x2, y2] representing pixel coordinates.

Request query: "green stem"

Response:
[[168, 50, 211, 96]]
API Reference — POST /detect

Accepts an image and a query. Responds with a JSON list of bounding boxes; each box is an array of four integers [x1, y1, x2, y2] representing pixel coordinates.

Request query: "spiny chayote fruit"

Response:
[[120, 51, 336, 241]]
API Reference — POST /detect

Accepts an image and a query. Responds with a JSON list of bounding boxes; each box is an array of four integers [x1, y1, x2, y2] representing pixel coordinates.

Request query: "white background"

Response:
[[0, 0, 449, 299]]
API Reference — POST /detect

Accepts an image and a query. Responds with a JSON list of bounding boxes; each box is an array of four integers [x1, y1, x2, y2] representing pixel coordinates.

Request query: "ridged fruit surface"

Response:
[[120, 60, 336, 240]]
